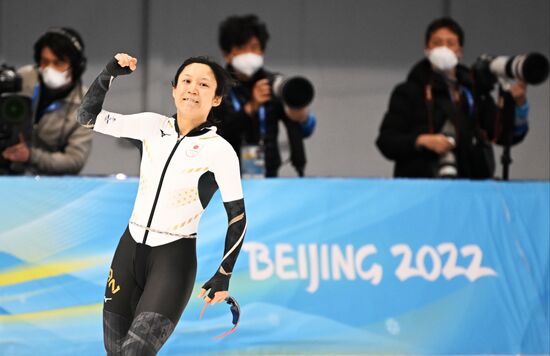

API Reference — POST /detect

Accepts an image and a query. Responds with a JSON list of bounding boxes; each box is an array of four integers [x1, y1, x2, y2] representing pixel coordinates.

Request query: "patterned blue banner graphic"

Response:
[[0, 177, 548, 355]]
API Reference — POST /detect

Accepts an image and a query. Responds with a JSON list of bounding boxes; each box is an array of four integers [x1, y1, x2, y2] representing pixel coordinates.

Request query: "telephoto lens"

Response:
[[489, 53, 549, 85], [270, 75, 315, 109]]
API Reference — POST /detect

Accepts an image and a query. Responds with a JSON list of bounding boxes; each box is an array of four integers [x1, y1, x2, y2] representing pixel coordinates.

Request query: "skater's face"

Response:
[[172, 63, 222, 122]]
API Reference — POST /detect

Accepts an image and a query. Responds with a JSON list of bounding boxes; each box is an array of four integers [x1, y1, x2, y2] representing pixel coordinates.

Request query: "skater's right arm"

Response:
[[76, 53, 135, 128], [77, 54, 164, 140]]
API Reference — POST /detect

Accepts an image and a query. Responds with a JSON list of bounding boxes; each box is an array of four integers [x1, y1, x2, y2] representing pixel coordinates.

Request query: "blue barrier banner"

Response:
[[0, 177, 548, 355]]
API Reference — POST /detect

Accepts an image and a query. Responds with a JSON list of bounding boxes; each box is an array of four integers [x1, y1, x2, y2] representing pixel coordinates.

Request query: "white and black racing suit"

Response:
[[77, 58, 247, 355]]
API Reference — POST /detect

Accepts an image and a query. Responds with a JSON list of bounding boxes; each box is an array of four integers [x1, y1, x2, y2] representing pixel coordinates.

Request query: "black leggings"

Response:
[[103, 227, 197, 355]]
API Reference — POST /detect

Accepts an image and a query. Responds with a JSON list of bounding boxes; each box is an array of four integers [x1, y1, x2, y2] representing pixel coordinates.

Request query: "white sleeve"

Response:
[[210, 141, 244, 202], [93, 110, 166, 141]]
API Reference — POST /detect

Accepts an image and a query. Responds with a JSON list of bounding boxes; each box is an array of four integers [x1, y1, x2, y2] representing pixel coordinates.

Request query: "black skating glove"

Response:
[[105, 57, 134, 77], [202, 271, 230, 299]]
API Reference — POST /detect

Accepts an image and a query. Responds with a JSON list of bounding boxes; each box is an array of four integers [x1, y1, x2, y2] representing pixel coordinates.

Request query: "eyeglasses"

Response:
[[199, 295, 241, 339]]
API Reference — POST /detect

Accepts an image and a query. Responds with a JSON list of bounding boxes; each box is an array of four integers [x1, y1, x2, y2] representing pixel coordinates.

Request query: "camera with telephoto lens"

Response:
[[472, 52, 549, 93], [0, 64, 32, 153], [267, 74, 315, 109], [436, 120, 458, 178]]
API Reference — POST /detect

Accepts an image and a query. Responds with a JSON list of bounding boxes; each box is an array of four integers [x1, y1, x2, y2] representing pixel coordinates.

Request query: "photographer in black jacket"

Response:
[[376, 18, 529, 179], [215, 14, 316, 177]]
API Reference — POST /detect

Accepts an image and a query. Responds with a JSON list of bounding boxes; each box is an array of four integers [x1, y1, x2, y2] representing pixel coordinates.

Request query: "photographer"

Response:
[[376, 17, 529, 179], [215, 14, 316, 177], [1, 27, 92, 175]]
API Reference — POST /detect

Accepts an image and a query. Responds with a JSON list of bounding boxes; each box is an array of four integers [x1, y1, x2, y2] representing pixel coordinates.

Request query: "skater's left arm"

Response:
[[199, 141, 247, 304]]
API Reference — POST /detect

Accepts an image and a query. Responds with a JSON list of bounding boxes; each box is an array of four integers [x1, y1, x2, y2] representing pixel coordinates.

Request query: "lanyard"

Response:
[[230, 91, 241, 111], [230, 90, 267, 138], [258, 105, 266, 138], [460, 85, 474, 117]]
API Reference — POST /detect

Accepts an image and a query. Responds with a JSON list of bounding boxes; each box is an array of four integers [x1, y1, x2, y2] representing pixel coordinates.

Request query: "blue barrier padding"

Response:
[[0, 177, 548, 355]]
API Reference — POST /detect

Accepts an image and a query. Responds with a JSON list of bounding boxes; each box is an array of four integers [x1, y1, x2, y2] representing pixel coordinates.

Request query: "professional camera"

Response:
[[0, 64, 32, 151], [472, 52, 549, 92], [268, 74, 315, 109]]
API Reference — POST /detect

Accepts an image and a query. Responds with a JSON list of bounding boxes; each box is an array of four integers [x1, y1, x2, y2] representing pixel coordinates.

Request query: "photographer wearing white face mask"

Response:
[[376, 17, 529, 179], [215, 14, 317, 178], [1, 27, 92, 175]]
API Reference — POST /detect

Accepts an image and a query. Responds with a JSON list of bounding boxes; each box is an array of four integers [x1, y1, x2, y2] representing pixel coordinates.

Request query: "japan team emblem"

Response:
[[186, 144, 202, 157]]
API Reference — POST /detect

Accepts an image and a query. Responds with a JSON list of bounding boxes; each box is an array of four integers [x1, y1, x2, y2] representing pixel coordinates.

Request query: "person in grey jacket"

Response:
[[1, 27, 92, 175]]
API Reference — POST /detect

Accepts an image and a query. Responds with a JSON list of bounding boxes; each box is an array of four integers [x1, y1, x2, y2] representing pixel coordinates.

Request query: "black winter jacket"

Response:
[[214, 66, 307, 177], [376, 59, 526, 179]]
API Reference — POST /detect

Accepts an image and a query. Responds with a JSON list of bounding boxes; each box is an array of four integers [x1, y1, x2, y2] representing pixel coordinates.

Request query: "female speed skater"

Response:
[[77, 53, 246, 355]]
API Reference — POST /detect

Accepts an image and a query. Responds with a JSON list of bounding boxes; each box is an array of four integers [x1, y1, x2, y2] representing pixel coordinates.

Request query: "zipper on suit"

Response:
[[142, 135, 184, 244]]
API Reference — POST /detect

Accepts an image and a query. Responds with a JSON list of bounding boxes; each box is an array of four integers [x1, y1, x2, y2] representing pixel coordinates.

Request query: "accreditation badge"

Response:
[[241, 144, 265, 179]]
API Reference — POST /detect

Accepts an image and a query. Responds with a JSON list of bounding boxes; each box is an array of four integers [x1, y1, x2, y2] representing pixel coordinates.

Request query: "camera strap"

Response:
[[425, 83, 474, 135], [425, 84, 434, 133], [493, 86, 516, 144]]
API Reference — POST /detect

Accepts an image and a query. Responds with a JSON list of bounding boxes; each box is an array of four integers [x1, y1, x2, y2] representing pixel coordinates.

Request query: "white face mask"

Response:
[[40, 67, 72, 89], [426, 46, 458, 72], [231, 53, 263, 77]]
